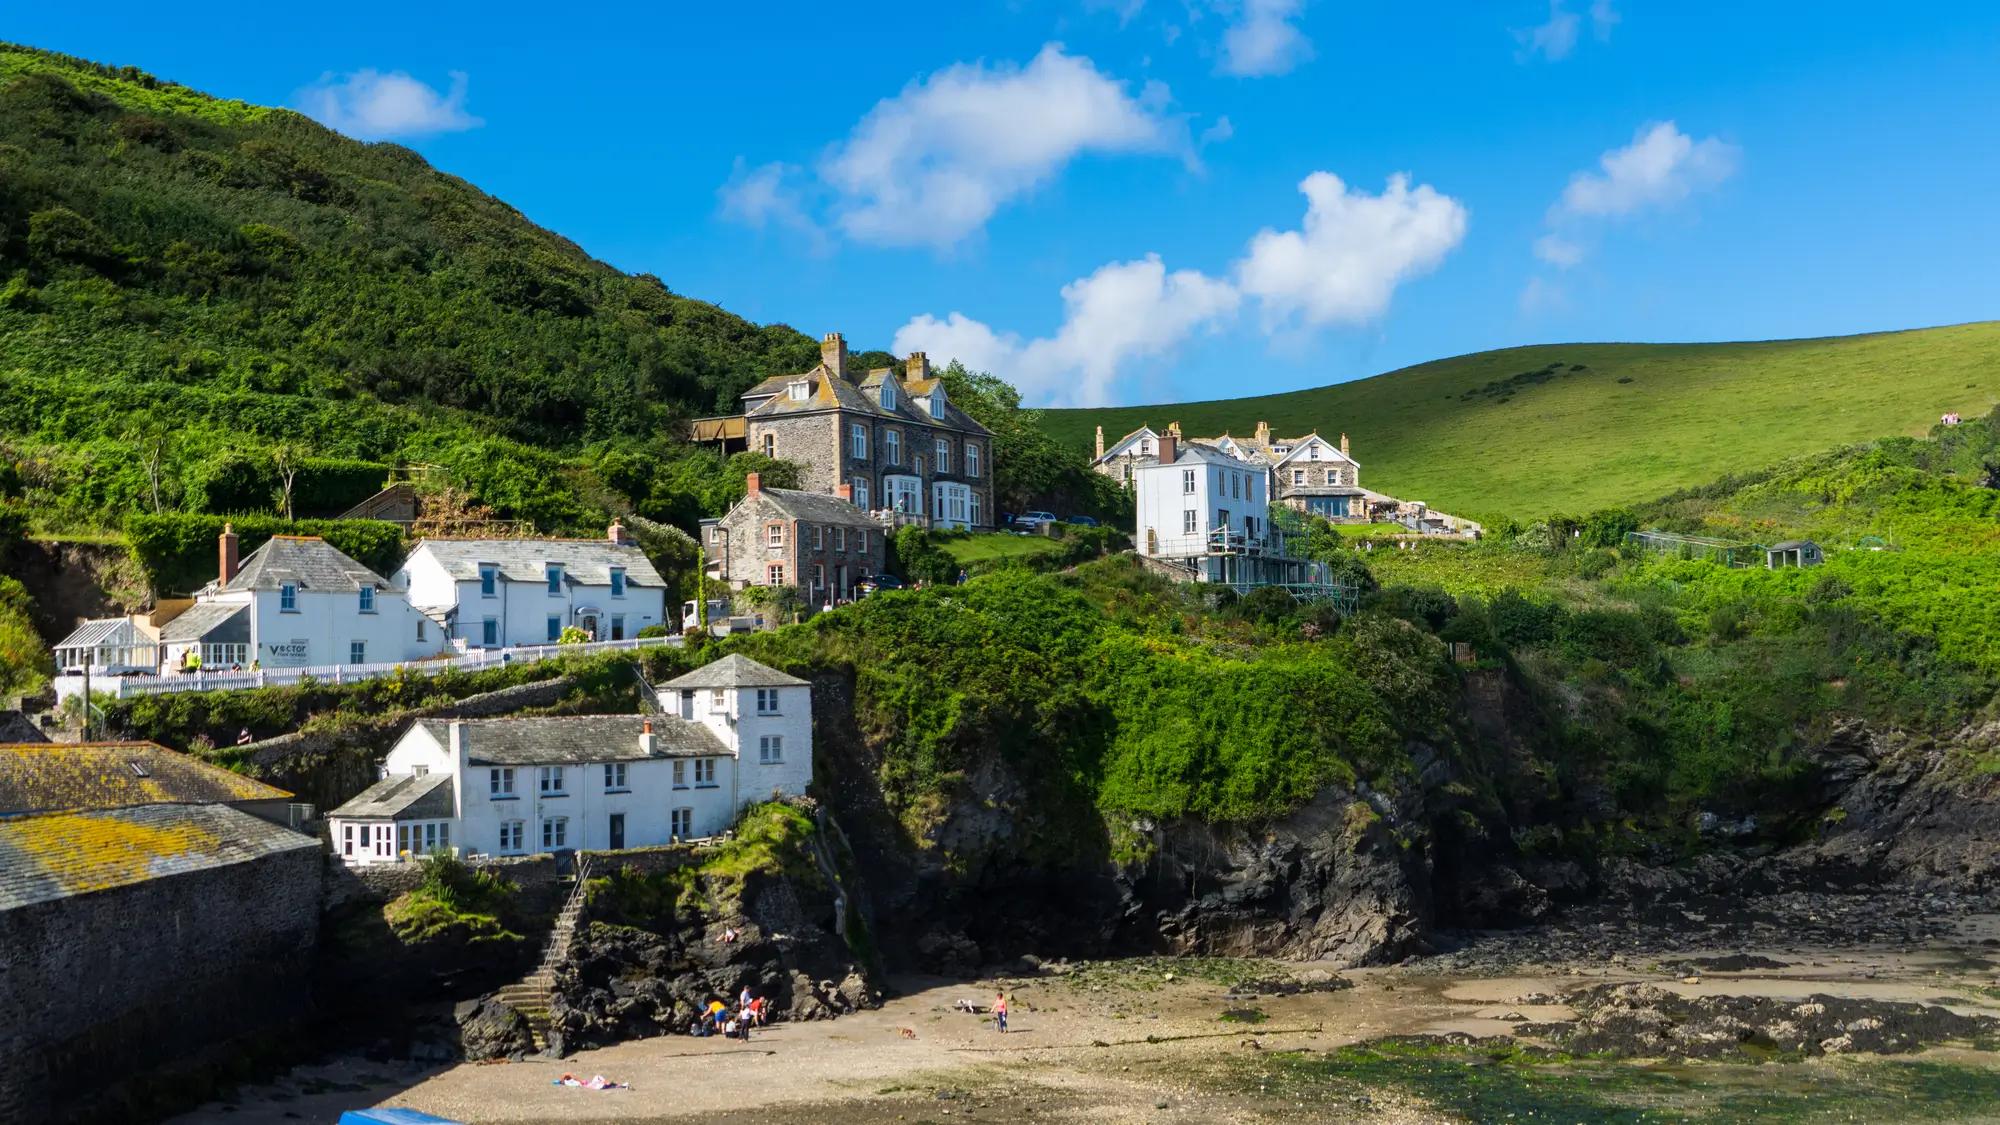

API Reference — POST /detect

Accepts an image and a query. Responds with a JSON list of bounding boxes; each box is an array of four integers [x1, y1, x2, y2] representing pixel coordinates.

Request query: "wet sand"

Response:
[[172, 923, 2000, 1125]]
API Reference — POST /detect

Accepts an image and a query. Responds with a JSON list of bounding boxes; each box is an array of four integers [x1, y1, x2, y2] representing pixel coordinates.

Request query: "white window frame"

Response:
[[755, 687, 779, 714], [672, 759, 688, 789], [539, 766, 566, 796], [810, 524, 823, 550], [759, 734, 783, 764], [671, 807, 693, 839], [1182, 509, 1198, 535], [695, 758, 717, 788], [490, 768, 515, 798], [966, 444, 980, 477], [852, 477, 870, 509], [970, 492, 982, 527], [766, 522, 785, 548], [850, 422, 868, 460], [885, 429, 901, 466], [604, 762, 628, 790], [500, 820, 524, 853], [935, 438, 950, 474], [768, 562, 786, 585], [542, 816, 568, 850], [1182, 469, 1196, 494], [834, 527, 846, 552]]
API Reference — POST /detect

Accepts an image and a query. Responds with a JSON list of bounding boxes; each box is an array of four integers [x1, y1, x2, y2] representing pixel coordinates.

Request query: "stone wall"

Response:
[[0, 842, 321, 1124], [322, 851, 564, 911]]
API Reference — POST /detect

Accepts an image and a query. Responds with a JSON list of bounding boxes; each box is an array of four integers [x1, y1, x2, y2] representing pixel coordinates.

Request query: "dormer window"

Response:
[[787, 379, 810, 402], [927, 385, 947, 419], [881, 380, 896, 410]]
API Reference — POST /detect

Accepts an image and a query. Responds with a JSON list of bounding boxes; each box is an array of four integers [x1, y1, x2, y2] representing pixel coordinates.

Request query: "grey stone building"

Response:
[[694, 333, 994, 530], [703, 473, 890, 600]]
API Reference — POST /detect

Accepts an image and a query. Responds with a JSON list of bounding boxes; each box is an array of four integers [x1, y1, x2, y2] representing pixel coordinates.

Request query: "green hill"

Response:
[[0, 43, 833, 532], [1043, 324, 2000, 522]]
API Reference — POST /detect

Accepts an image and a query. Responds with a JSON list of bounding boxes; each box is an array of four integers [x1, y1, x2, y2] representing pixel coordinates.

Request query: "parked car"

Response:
[[858, 574, 904, 595], [1014, 510, 1059, 532], [1066, 515, 1099, 527]]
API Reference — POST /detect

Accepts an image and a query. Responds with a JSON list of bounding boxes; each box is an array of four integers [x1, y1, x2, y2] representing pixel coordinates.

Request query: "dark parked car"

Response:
[[1066, 515, 1099, 527], [858, 574, 904, 595]]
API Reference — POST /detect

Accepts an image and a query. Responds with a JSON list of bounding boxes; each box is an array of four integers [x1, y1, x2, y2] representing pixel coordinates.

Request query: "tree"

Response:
[[936, 361, 1130, 522], [127, 421, 174, 513], [272, 442, 307, 522]]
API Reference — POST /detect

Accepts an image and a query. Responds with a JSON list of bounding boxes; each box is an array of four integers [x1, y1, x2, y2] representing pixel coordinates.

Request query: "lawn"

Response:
[[939, 532, 1065, 566], [1043, 323, 2000, 523]]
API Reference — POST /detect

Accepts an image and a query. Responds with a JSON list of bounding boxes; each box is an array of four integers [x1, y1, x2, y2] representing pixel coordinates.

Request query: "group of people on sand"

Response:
[[692, 987, 767, 1040], [954, 992, 1010, 1033]]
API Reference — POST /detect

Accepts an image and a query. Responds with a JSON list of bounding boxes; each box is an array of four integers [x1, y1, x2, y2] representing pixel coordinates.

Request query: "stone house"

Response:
[[1091, 424, 1161, 489], [694, 332, 994, 530], [1095, 420, 1368, 519], [327, 655, 813, 864], [702, 473, 888, 601]]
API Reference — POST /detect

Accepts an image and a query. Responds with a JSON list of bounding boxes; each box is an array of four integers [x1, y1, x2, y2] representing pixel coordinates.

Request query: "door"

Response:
[[608, 813, 625, 850]]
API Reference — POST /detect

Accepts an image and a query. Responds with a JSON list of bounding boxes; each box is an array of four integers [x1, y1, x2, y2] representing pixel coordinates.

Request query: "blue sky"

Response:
[[13, 2, 2000, 406]]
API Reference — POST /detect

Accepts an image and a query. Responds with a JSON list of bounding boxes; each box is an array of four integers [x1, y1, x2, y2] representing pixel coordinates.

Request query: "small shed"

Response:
[[1765, 540, 1824, 569]]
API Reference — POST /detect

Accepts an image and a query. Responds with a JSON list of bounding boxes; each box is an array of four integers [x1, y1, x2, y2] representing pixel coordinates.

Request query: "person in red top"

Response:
[[993, 992, 1008, 1033]]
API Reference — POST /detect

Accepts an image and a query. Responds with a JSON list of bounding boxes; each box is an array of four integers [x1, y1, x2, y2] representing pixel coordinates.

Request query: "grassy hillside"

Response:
[[0, 43, 828, 532], [1044, 324, 2000, 522]]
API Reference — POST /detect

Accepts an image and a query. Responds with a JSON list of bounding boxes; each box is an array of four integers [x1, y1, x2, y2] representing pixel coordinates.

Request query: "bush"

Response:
[[384, 854, 523, 947], [125, 512, 405, 594]]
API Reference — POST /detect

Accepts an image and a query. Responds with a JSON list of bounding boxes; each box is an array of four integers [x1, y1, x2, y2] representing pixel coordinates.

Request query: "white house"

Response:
[[1090, 424, 1161, 489], [395, 523, 667, 651], [1133, 426, 1273, 581], [327, 654, 813, 864], [137, 528, 445, 672]]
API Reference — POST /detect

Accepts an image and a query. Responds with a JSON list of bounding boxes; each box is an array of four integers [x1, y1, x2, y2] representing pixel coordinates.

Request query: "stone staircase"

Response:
[[496, 855, 592, 1052]]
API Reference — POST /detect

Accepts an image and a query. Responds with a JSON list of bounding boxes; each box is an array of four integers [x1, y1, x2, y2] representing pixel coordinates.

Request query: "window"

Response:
[[500, 820, 524, 853], [539, 766, 566, 796], [852, 477, 870, 509], [1182, 469, 1196, 494], [547, 615, 562, 643], [857, 529, 869, 553], [812, 563, 825, 592], [710, 687, 725, 707], [914, 453, 926, 477], [850, 422, 868, 460], [834, 527, 847, 553], [359, 586, 376, 613], [695, 758, 718, 787], [412, 764, 430, 776], [670, 807, 693, 839], [490, 768, 515, 798], [755, 687, 779, 714], [970, 492, 982, 527], [787, 379, 809, 402], [1182, 509, 1198, 535], [349, 641, 366, 665], [1325, 469, 1339, 485], [766, 522, 785, 548], [759, 735, 783, 764], [542, 816, 568, 849], [882, 380, 896, 409], [279, 583, 298, 612], [604, 762, 628, 790], [610, 614, 625, 640], [341, 823, 354, 856], [935, 438, 950, 473], [416, 618, 427, 641], [610, 567, 626, 598], [767, 563, 786, 585], [672, 760, 688, 789], [479, 565, 498, 597], [1217, 509, 1231, 529], [966, 444, 980, 477], [810, 524, 823, 550], [1291, 469, 1305, 485], [1246, 515, 1259, 538], [885, 429, 901, 466], [1140, 439, 1153, 455], [546, 564, 563, 595], [482, 618, 499, 648], [761, 433, 776, 456], [1232, 474, 1242, 500]]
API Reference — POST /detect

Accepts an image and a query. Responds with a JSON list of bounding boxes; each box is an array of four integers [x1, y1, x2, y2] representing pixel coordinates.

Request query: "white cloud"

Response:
[[819, 45, 1187, 249], [1218, 0, 1314, 77], [1518, 276, 1568, 314], [1554, 120, 1738, 220], [1533, 233, 1584, 267], [294, 69, 481, 140], [1515, 0, 1617, 62], [1199, 115, 1235, 147], [717, 160, 828, 252], [1236, 171, 1469, 330], [895, 254, 1240, 407]]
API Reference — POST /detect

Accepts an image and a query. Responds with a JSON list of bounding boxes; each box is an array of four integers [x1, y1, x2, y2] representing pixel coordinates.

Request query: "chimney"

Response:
[[1094, 425, 1105, 460], [608, 518, 627, 545], [906, 351, 930, 382], [837, 483, 854, 505], [1255, 420, 1271, 446], [218, 523, 240, 585], [640, 719, 657, 756], [745, 471, 761, 498], [1340, 432, 1351, 458], [821, 332, 847, 380], [1158, 427, 1178, 467]]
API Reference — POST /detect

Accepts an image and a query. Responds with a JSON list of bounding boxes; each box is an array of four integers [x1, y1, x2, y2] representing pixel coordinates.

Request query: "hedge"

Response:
[[126, 512, 407, 595]]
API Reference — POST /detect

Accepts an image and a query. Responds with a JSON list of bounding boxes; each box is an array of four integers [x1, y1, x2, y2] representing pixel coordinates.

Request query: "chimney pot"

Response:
[[1094, 425, 1105, 460], [837, 483, 854, 504], [1339, 432, 1351, 458], [820, 332, 847, 380], [905, 351, 930, 382], [745, 471, 761, 498], [1158, 429, 1178, 467], [643, 719, 653, 733], [608, 519, 626, 545]]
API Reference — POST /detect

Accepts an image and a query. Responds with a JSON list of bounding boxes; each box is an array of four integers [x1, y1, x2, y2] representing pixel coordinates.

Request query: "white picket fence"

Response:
[[53, 634, 681, 702]]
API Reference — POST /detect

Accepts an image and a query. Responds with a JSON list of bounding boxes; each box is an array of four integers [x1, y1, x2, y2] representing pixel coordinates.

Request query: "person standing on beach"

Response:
[[993, 992, 1008, 1033]]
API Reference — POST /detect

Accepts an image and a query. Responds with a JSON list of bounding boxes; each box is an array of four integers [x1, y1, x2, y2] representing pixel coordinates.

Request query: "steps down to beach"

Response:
[[497, 856, 592, 1052]]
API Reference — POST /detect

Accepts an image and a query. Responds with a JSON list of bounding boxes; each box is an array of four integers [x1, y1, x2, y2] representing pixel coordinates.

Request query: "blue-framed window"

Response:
[[609, 567, 626, 598], [279, 583, 298, 612], [358, 586, 376, 613]]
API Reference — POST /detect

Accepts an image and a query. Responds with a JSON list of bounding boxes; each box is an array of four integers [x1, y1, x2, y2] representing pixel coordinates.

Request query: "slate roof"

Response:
[[660, 653, 809, 690], [0, 742, 292, 816], [740, 363, 990, 435], [1137, 441, 1249, 470], [408, 539, 665, 587], [0, 802, 316, 911], [158, 601, 249, 644], [225, 535, 393, 593], [52, 617, 137, 651], [411, 714, 730, 765], [327, 772, 455, 820], [750, 486, 883, 529]]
